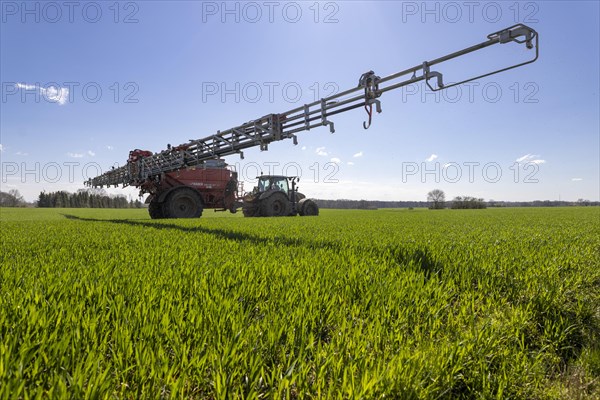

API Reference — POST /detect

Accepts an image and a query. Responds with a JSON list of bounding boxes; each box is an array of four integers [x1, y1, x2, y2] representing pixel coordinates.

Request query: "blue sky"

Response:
[[1, 1, 598, 202]]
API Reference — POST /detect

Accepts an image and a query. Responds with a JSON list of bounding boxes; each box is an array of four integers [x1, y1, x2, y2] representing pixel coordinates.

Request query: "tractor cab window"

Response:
[[258, 178, 268, 192], [272, 178, 289, 194]]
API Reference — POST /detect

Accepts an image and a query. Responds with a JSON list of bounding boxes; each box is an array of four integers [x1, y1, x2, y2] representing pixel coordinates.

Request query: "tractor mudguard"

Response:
[[258, 189, 281, 201]]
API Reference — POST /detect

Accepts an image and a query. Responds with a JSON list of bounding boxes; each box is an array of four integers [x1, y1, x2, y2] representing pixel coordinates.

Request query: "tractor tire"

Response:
[[242, 205, 258, 217], [163, 187, 203, 219], [148, 200, 165, 219], [260, 192, 291, 217], [299, 199, 319, 216]]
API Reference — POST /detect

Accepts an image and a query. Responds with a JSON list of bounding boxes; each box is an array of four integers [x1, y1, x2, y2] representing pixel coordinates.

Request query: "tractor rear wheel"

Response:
[[148, 200, 165, 219], [260, 192, 291, 217], [163, 187, 203, 218], [299, 199, 319, 216]]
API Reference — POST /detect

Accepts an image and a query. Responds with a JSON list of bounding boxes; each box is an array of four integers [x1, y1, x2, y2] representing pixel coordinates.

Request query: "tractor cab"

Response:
[[257, 175, 290, 195]]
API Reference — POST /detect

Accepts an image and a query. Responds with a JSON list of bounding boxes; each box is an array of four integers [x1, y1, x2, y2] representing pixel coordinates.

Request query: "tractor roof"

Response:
[[259, 175, 297, 180]]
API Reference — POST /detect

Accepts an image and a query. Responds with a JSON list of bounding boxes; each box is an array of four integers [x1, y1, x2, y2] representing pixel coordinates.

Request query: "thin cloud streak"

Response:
[[15, 82, 69, 105]]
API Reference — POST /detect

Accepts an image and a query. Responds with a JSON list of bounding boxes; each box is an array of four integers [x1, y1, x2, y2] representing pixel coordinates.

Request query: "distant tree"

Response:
[[9, 189, 24, 204], [577, 198, 591, 206], [0, 189, 25, 207], [427, 189, 446, 209], [38, 191, 49, 207], [451, 196, 487, 209]]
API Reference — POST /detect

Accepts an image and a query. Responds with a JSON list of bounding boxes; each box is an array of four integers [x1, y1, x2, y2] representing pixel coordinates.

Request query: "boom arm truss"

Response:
[[86, 24, 538, 189]]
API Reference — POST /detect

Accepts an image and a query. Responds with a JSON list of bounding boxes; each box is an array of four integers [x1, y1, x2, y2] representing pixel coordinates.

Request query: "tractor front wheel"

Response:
[[163, 188, 203, 219], [299, 199, 319, 216]]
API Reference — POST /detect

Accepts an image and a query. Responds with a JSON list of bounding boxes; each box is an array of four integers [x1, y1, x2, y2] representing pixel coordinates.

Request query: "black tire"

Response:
[[299, 199, 319, 216], [163, 187, 203, 219], [148, 200, 164, 219], [242, 202, 258, 217], [260, 192, 291, 217]]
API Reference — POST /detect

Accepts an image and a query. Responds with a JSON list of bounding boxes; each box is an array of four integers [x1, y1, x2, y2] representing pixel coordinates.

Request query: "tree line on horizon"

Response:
[[316, 190, 599, 210], [0, 189, 597, 210], [37, 190, 143, 209]]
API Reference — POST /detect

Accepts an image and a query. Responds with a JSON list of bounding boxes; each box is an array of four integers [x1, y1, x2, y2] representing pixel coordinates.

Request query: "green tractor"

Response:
[[241, 175, 319, 217]]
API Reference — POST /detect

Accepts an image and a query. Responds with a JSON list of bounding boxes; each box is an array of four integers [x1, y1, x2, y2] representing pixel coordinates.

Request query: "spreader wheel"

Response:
[[163, 188, 203, 219], [148, 200, 165, 219]]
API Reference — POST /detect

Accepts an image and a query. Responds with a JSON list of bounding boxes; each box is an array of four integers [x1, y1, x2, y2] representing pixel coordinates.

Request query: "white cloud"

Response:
[[347, 161, 355, 166], [353, 151, 363, 158], [106, 145, 114, 150], [67, 152, 84, 158], [516, 153, 545, 164], [0, 144, 3, 152], [15, 83, 36, 90], [316, 146, 328, 156], [571, 178, 583, 181], [44, 86, 69, 105], [330, 157, 341, 163], [425, 154, 438, 162], [87, 150, 96, 157], [16, 82, 69, 105], [15, 151, 28, 156], [301, 146, 306, 151]]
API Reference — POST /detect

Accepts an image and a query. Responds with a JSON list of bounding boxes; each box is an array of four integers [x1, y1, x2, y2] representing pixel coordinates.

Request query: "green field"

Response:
[[1, 207, 599, 399]]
